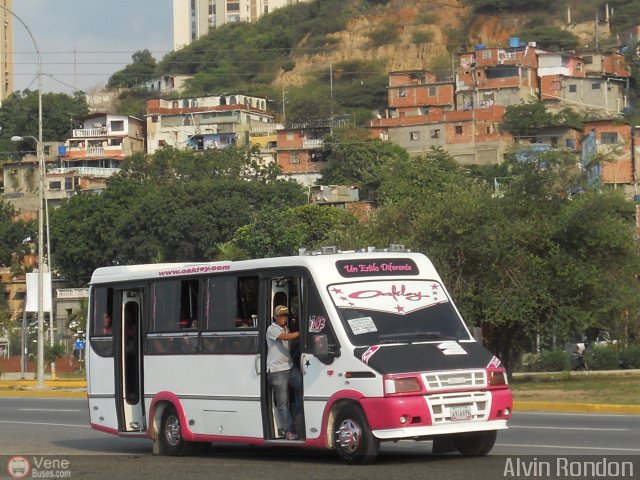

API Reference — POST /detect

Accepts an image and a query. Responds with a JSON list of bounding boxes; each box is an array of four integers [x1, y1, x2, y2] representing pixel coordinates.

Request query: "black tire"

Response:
[[159, 405, 196, 456], [333, 405, 379, 464], [452, 430, 497, 456]]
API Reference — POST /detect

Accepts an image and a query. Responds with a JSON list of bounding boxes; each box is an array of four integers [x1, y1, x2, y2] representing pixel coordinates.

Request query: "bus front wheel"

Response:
[[452, 430, 497, 456], [159, 405, 196, 456], [333, 405, 379, 464]]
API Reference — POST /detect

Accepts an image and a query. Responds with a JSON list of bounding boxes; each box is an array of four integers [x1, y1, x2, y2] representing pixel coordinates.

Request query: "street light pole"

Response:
[[2, 5, 45, 389]]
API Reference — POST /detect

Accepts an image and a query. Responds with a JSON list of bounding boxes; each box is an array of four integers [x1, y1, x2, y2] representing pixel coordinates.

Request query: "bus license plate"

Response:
[[450, 406, 472, 421]]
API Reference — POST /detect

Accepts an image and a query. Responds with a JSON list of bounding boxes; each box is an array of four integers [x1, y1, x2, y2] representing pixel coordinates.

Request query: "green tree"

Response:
[[231, 203, 360, 258], [107, 49, 157, 89], [502, 100, 554, 137], [0, 201, 35, 268], [359, 147, 640, 371], [517, 26, 580, 51], [0, 90, 88, 153], [319, 126, 410, 199], [49, 148, 307, 283]]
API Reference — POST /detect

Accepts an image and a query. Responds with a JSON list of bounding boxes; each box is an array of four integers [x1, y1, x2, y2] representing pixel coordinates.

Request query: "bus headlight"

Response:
[[384, 375, 423, 395]]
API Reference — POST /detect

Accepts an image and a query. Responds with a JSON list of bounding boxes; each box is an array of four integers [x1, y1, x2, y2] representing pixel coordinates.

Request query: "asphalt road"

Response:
[[0, 397, 638, 479]]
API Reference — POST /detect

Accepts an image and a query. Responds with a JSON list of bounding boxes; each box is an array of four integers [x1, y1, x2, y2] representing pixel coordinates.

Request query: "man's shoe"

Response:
[[285, 432, 299, 440]]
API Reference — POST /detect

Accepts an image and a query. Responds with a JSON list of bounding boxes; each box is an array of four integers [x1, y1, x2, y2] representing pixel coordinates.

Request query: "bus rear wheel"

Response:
[[452, 430, 497, 456], [159, 405, 196, 456], [333, 405, 379, 464]]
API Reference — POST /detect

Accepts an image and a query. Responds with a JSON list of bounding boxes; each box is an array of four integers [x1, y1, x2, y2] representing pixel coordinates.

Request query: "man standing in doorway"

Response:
[[266, 305, 302, 440]]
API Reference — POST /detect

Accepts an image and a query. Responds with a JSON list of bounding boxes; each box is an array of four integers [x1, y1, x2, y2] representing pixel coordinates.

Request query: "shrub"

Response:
[[619, 345, 640, 369], [366, 22, 400, 47], [45, 342, 66, 366], [538, 349, 571, 372], [585, 344, 620, 370], [411, 30, 435, 44], [517, 352, 541, 372], [282, 60, 296, 72], [416, 12, 439, 25]]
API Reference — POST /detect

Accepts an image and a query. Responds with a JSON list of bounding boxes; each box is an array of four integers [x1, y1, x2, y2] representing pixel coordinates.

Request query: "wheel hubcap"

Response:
[[165, 415, 182, 446], [336, 418, 361, 453]]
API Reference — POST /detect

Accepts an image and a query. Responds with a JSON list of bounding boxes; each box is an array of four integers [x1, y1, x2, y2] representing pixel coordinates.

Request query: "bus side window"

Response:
[[89, 286, 113, 357], [179, 279, 199, 329], [203, 275, 258, 354], [304, 283, 340, 361], [148, 280, 198, 354]]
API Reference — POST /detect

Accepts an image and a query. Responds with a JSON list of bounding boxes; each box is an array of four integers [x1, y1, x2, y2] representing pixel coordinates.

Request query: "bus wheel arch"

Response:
[[329, 399, 379, 464], [157, 403, 196, 456], [150, 397, 195, 456]]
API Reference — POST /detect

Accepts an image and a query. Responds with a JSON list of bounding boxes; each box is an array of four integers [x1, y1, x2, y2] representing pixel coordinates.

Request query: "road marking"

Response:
[[511, 425, 628, 432], [516, 411, 640, 418], [18, 408, 82, 412], [498, 443, 640, 452], [0, 420, 89, 428]]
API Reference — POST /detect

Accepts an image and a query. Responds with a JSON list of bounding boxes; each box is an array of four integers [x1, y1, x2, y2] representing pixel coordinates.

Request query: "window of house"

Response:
[[428, 86, 437, 97], [482, 50, 492, 59], [601, 132, 618, 144], [151, 116, 158, 123], [399, 88, 407, 97], [551, 136, 558, 146], [592, 83, 601, 90], [455, 125, 463, 135], [569, 84, 577, 93], [290, 153, 300, 164], [109, 120, 124, 132], [158, 140, 167, 148], [49, 181, 61, 190], [64, 177, 73, 191], [583, 55, 593, 64], [286, 133, 294, 141], [430, 129, 440, 139], [410, 131, 420, 140]]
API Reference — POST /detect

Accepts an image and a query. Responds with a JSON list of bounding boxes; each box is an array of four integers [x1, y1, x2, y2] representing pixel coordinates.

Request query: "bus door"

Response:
[[263, 275, 305, 440], [118, 290, 145, 432]]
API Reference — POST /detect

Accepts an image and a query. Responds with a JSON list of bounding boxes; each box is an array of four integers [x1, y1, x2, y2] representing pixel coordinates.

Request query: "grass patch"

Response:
[[510, 372, 640, 405]]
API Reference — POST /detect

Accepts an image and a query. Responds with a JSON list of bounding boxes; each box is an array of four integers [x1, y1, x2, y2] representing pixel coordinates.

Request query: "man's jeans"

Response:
[[268, 367, 302, 434]]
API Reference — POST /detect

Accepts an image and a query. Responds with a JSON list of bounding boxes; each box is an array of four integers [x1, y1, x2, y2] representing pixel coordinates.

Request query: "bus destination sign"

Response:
[[336, 258, 419, 277]]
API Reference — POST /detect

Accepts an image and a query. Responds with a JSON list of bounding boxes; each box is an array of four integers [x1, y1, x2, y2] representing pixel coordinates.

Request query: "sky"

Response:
[[12, 0, 174, 94]]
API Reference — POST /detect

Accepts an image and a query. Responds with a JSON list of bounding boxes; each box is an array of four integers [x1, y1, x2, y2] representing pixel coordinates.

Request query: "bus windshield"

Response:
[[328, 279, 470, 346]]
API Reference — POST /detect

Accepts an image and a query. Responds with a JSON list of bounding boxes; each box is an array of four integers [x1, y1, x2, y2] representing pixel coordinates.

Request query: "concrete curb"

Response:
[[1, 380, 639, 414], [514, 401, 640, 415]]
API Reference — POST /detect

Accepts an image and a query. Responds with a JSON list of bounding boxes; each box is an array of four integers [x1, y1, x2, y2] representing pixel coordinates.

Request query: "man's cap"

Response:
[[274, 305, 290, 316]]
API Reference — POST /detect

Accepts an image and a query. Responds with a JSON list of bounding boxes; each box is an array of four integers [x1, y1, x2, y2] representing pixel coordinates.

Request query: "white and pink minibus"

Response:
[[86, 246, 512, 463]]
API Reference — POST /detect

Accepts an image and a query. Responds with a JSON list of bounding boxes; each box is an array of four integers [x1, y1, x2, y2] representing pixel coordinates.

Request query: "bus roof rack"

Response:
[[299, 244, 410, 256]]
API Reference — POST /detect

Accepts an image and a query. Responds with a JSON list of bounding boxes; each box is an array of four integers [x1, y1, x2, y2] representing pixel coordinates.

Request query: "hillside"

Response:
[[275, 0, 610, 88], [112, 0, 634, 120]]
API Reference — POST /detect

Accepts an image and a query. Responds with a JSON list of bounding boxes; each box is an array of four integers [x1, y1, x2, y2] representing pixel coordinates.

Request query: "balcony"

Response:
[[73, 127, 109, 137], [65, 145, 125, 159], [48, 167, 120, 178], [56, 288, 90, 299], [302, 138, 324, 149]]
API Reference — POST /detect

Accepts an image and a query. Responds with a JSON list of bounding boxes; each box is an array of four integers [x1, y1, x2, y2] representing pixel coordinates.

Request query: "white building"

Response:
[[146, 94, 274, 154], [172, 0, 311, 50]]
